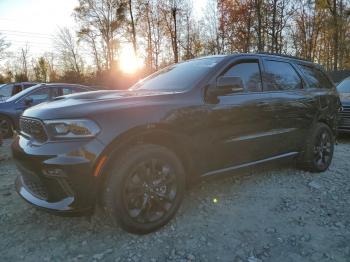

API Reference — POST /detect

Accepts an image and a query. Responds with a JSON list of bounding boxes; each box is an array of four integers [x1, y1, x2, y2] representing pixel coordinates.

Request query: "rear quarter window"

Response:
[[299, 64, 333, 89]]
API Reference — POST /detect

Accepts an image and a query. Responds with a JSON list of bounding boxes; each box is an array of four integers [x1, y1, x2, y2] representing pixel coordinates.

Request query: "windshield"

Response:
[[6, 84, 43, 102], [337, 78, 350, 93], [130, 57, 225, 91]]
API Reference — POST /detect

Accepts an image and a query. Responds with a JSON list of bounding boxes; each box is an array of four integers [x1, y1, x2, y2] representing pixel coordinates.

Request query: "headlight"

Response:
[[44, 119, 100, 139]]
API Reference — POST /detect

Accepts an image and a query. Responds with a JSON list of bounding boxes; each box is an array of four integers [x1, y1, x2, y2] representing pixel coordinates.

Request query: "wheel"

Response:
[[0, 116, 13, 138], [300, 122, 334, 172], [103, 144, 186, 234]]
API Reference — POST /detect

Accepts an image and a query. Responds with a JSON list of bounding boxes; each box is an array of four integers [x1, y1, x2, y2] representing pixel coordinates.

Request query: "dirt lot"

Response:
[[1, 137, 350, 262]]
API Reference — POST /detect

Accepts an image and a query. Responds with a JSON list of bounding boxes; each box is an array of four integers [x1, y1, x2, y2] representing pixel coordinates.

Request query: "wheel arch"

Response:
[[95, 123, 198, 196], [0, 113, 15, 133]]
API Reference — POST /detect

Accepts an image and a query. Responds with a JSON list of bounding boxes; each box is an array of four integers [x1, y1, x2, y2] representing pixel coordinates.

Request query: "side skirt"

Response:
[[201, 152, 299, 178]]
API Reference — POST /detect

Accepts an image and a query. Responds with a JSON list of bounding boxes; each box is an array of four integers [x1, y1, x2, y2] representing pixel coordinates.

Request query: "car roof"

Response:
[[201, 53, 316, 67], [43, 83, 95, 89]]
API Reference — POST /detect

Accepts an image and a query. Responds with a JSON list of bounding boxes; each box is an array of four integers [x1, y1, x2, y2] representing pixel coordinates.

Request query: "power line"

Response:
[[0, 32, 54, 40], [0, 29, 53, 37]]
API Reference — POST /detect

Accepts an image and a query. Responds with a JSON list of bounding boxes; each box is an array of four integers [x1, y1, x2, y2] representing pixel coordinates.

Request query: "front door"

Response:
[[202, 58, 271, 173]]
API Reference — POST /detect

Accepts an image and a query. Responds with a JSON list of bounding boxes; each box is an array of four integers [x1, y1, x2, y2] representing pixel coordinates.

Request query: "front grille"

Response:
[[21, 176, 48, 200], [20, 117, 48, 143], [338, 105, 350, 129]]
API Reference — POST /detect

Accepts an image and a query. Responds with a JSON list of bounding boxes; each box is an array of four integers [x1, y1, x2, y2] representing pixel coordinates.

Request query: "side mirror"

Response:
[[24, 97, 33, 106], [214, 76, 244, 96]]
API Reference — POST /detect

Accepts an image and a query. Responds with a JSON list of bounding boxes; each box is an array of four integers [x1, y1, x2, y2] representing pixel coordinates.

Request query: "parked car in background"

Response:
[[337, 77, 350, 132], [12, 54, 339, 234], [0, 83, 96, 138], [0, 82, 39, 100]]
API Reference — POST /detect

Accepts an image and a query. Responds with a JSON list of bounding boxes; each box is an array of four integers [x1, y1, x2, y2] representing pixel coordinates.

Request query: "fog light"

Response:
[[42, 168, 66, 178]]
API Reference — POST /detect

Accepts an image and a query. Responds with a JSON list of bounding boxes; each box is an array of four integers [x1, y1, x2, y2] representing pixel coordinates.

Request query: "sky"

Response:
[[0, 0, 208, 57]]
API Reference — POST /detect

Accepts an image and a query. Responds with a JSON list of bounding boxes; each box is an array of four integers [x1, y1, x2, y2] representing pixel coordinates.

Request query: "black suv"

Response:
[[12, 54, 340, 234]]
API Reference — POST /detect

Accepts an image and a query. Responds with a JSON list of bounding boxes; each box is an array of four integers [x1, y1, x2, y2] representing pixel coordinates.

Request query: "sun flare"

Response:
[[119, 47, 143, 74]]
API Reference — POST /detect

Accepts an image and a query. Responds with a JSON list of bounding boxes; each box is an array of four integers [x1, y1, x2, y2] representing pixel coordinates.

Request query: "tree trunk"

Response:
[[129, 0, 137, 55], [172, 7, 179, 63]]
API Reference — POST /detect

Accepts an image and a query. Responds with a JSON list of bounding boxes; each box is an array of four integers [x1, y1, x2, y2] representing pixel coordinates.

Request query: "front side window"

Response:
[[224, 62, 262, 92], [299, 65, 333, 89], [26, 88, 50, 103], [52, 87, 61, 98], [264, 60, 302, 91], [0, 84, 14, 97]]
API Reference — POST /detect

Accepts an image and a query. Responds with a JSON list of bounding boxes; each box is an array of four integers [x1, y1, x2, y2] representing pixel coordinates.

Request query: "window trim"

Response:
[[261, 58, 305, 92]]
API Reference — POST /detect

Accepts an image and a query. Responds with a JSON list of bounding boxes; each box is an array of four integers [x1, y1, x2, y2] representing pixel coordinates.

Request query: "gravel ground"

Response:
[[1, 137, 350, 262]]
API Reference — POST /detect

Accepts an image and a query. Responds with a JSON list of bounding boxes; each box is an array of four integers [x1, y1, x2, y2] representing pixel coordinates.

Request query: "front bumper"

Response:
[[12, 135, 106, 214]]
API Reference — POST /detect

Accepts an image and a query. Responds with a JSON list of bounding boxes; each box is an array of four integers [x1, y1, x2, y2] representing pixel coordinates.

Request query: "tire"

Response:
[[300, 122, 334, 172], [0, 116, 13, 138], [103, 144, 186, 234]]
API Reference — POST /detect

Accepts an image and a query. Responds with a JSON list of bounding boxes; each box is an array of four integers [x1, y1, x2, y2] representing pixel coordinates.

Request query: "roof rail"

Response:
[[256, 52, 311, 62]]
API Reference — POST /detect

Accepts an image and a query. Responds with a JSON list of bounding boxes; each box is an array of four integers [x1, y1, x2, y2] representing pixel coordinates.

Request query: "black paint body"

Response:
[[12, 54, 340, 214]]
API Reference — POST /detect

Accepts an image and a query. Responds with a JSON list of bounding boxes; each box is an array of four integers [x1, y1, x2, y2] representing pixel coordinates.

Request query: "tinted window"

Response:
[[0, 84, 14, 97], [62, 87, 87, 95], [52, 87, 62, 98], [224, 62, 262, 92], [264, 60, 302, 91], [337, 78, 350, 93], [26, 88, 50, 102], [12, 84, 23, 95], [62, 87, 74, 95], [299, 65, 333, 89], [131, 57, 224, 91], [23, 83, 35, 88]]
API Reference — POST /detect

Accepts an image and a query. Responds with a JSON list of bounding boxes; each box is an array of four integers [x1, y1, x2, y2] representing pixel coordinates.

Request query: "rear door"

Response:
[[260, 58, 315, 154], [297, 64, 339, 131]]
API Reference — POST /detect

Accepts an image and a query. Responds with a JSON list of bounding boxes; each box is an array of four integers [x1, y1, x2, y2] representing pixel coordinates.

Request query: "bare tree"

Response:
[[19, 44, 30, 80], [54, 27, 83, 75], [74, 0, 127, 70], [78, 28, 103, 72], [0, 34, 10, 61], [128, 0, 137, 55]]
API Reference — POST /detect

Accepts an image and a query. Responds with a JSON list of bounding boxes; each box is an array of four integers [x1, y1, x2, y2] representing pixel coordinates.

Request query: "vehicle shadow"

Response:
[[337, 133, 350, 144]]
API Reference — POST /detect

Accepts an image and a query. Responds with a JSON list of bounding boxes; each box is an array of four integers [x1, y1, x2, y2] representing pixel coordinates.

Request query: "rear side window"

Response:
[[62, 87, 74, 95], [12, 84, 23, 95], [264, 60, 302, 91], [224, 62, 262, 92], [62, 87, 85, 95], [299, 65, 333, 89]]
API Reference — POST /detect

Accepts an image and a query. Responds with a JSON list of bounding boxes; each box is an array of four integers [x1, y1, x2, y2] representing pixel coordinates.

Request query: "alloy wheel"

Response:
[[122, 158, 178, 224], [313, 130, 332, 170]]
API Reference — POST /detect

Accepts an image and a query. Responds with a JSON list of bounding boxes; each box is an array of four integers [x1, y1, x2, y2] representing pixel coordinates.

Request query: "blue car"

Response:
[[0, 83, 96, 137], [0, 82, 39, 100]]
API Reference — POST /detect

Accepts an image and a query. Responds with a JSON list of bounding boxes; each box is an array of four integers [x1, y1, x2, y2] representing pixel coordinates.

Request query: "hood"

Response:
[[0, 96, 9, 103], [54, 89, 181, 101], [22, 89, 183, 120]]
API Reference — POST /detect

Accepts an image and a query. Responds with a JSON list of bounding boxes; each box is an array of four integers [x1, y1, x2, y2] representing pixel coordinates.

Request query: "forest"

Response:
[[0, 0, 349, 88]]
